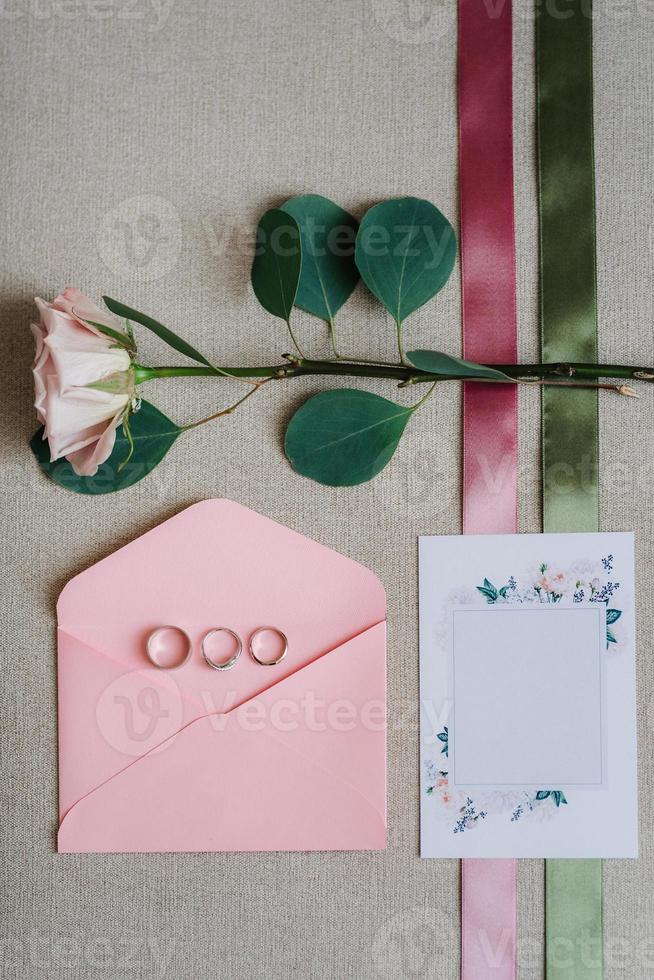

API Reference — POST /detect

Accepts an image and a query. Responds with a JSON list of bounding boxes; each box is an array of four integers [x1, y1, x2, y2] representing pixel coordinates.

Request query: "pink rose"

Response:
[[32, 288, 134, 477]]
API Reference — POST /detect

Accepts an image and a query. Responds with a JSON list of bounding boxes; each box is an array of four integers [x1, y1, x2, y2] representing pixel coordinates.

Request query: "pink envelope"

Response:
[[57, 500, 387, 852]]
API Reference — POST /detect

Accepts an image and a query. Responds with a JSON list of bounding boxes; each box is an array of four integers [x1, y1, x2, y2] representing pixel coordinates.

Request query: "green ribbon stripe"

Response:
[[537, 1, 603, 978]]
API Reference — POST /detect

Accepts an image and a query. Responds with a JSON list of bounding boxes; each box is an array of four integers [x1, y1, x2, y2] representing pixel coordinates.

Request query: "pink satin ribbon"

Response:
[[459, 0, 518, 537], [458, 0, 518, 977]]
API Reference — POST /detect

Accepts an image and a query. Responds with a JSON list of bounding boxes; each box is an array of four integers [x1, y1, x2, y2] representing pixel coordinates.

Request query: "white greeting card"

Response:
[[419, 532, 637, 858]]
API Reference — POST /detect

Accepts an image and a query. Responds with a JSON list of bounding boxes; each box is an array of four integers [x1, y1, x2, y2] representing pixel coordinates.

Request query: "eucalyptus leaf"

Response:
[[280, 194, 359, 322], [284, 389, 413, 486], [103, 297, 215, 368], [30, 400, 181, 494], [355, 197, 456, 322], [407, 350, 513, 382], [251, 209, 301, 321]]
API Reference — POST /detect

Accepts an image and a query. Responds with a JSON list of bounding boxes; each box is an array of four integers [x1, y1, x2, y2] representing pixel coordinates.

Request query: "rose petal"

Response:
[[37, 299, 114, 354], [52, 287, 123, 336], [44, 377, 130, 460], [65, 412, 123, 477], [31, 322, 54, 424], [47, 341, 131, 389]]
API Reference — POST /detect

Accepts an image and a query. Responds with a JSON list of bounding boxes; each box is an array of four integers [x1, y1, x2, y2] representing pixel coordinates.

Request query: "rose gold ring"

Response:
[[248, 627, 288, 666], [145, 626, 192, 670]]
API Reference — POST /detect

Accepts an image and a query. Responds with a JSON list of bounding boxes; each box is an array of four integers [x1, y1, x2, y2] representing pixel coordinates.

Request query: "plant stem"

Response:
[[395, 319, 407, 365], [285, 319, 305, 358], [181, 380, 271, 430], [134, 359, 654, 387], [327, 316, 339, 358], [411, 381, 439, 411]]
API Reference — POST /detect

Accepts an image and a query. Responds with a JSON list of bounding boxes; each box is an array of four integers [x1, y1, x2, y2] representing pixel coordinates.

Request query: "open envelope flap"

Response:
[[58, 623, 386, 853], [57, 629, 204, 818], [57, 500, 387, 837]]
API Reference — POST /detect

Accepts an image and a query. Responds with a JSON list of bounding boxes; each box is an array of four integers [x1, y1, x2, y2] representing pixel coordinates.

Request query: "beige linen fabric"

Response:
[[1, 0, 652, 977]]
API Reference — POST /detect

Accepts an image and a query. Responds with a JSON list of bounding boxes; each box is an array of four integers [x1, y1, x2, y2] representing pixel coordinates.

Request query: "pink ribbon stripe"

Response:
[[458, 0, 518, 977], [459, 0, 518, 538]]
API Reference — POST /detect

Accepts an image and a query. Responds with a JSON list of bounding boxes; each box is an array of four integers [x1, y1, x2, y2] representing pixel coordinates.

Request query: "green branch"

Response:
[[133, 359, 654, 388]]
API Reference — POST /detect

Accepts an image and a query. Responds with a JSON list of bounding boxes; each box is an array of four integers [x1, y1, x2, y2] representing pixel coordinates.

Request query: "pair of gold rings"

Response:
[[145, 626, 288, 671]]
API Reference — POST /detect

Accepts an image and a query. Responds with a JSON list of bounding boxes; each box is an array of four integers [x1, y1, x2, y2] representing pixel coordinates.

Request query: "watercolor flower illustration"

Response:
[[425, 552, 625, 832]]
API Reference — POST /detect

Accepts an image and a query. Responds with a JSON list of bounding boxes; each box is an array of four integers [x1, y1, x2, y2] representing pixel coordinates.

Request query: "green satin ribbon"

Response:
[[538, 0, 599, 536], [537, 1, 603, 977], [546, 861, 603, 978]]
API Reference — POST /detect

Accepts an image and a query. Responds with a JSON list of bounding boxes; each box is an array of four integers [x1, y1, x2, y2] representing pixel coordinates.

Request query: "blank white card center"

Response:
[[450, 605, 605, 790]]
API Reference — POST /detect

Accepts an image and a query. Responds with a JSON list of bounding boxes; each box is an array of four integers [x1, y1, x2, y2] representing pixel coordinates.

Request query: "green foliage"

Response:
[[476, 578, 512, 603], [35, 196, 469, 493], [407, 350, 513, 383], [284, 389, 414, 486], [536, 790, 568, 807], [606, 608, 621, 646], [31, 401, 181, 494], [103, 297, 215, 368], [280, 194, 359, 323], [354, 197, 456, 323], [81, 317, 136, 354], [250, 209, 301, 322]]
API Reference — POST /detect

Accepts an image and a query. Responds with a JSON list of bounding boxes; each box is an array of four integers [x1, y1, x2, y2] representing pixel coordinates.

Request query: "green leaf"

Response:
[[535, 791, 551, 801], [284, 389, 413, 486], [407, 350, 513, 383], [279, 194, 359, 321], [606, 608, 622, 625], [437, 732, 448, 743], [476, 578, 499, 602], [354, 197, 456, 322], [30, 400, 181, 495], [80, 318, 136, 353], [607, 628, 617, 646], [251, 208, 302, 321], [103, 297, 215, 369]]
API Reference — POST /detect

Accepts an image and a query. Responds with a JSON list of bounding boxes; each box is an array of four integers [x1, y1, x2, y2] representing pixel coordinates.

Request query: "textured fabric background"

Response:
[[1, 1, 652, 977]]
